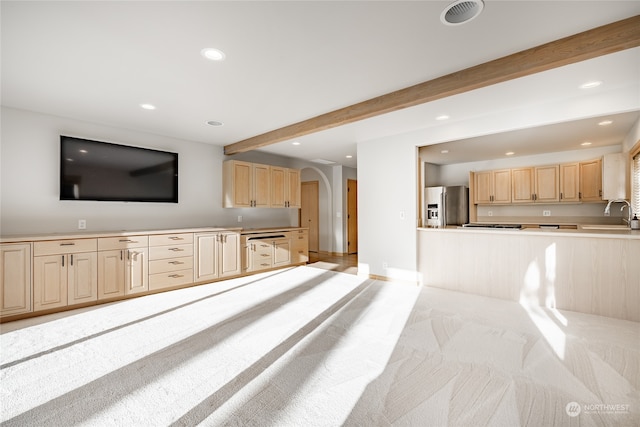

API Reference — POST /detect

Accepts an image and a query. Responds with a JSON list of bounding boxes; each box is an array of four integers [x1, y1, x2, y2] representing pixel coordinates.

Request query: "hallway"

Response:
[[308, 252, 358, 275]]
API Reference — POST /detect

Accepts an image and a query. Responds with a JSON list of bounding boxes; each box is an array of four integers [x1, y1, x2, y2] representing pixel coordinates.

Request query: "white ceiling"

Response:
[[2, 1, 640, 169]]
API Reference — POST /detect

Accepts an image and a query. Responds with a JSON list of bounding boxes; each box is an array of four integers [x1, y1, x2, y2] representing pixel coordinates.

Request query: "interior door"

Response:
[[347, 179, 358, 254], [301, 181, 319, 252]]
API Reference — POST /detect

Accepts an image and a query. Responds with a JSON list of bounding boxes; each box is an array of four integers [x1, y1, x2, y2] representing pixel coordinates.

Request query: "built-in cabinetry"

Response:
[[0, 243, 32, 316], [33, 239, 98, 311], [1, 226, 308, 321], [474, 169, 511, 204], [473, 158, 605, 206], [149, 233, 194, 291], [194, 231, 241, 282], [223, 160, 301, 208], [97, 236, 149, 300]]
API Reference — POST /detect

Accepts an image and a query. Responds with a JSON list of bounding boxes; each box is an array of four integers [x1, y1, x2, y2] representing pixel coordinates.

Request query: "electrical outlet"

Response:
[[543, 210, 551, 217], [78, 219, 86, 230], [237, 215, 243, 222], [382, 262, 388, 269], [488, 211, 493, 217], [399, 211, 405, 220]]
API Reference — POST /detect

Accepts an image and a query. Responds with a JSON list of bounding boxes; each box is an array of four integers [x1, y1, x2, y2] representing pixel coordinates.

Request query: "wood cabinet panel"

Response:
[[534, 165, 559, 203], [98, 250, 125, 299], [34, 239, 97, 256], [1, 243, 32, 316], [559, 163, 580, 202], [98, 236, 148, 251], [224, 160, 300, 208], [511, 168, 533, 203], [580, 159, 602, 202], [67, 252, 97, 305], [126, 248, 148, 295], [474, 169, 511, 204], [34, 254, 67, 311]]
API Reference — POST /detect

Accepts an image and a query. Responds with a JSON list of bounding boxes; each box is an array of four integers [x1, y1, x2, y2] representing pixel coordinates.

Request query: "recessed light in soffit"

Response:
[[441, 0, 484, 26]]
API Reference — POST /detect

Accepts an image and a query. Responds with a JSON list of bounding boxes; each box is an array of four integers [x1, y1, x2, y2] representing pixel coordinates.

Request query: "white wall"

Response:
[[0, 107, 295, 235]]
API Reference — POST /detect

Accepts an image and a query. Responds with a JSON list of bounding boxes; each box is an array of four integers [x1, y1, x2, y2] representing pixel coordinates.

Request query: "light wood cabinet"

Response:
[[33, 239, 98, 311], [290, 229, 309, 264], [580, 159, 602, 202], [1, 243, 32, 316], [270, 167, 301, 208], [559, 163, 580, 202], [97, 235, 149, 299], [511, 166, 558, 203], [148, 233, 194, 291], [194, 231, 241, 282], [223, 160, 271, 208], [474, 169, 511, 204]]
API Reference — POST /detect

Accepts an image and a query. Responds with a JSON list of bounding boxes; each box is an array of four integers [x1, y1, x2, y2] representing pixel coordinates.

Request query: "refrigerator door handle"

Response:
[[441, 191, 446, 227]]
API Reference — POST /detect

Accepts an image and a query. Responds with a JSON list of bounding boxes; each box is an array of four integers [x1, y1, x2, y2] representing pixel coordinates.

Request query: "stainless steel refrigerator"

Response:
[[424, 186, 469, 227]]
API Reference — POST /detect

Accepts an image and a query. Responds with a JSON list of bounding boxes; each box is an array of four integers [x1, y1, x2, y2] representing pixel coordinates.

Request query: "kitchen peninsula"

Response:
[[418, 225, 640, 321]]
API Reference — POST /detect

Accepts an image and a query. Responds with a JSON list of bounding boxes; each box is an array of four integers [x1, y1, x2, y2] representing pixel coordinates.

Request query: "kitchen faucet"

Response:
[[604, 199, 633, 226]]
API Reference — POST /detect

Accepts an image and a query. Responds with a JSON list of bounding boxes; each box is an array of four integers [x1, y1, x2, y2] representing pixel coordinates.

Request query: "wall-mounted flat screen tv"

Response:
[[60, 136, 178, 203]]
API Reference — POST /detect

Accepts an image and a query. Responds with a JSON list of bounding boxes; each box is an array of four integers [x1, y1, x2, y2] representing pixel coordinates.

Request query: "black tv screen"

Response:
[[60, 136, 178, 203]]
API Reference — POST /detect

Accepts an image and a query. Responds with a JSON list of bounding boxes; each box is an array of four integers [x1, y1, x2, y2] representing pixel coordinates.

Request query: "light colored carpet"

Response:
[[1, 266, 638, 426]]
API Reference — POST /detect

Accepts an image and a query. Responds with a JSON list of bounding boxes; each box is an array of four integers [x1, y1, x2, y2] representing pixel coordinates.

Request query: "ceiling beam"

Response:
[[224, 15, 640, 155]]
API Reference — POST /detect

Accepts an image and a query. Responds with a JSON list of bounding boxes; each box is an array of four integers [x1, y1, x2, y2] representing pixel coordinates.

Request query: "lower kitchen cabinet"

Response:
[[194, 232, 241, 282], [290, 229, 309, 264], [97, 236, 149, 299], [148, 233, 194, 291], [0, 243, 32, 316], [33, 239, 98, 311]]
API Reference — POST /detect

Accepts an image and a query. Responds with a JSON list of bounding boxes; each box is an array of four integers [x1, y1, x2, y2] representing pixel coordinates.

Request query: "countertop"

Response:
[[418, 225, 640, 240]]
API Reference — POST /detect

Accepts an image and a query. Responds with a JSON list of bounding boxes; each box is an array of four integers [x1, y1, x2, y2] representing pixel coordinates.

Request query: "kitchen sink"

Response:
[[580, 224, 629, 230]]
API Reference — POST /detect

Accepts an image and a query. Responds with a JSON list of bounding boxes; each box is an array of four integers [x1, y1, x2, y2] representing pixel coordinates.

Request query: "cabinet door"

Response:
[[273, 239, 291, 267], [1, 243, 32, 316], [34, 255, 67, 311], [580, 159, 602, 202], [270, 166, 287, 208], [224, 160, 252, 207], [194, 233, 219, 281], [220, 233, 241, 277], [253, 164, 271, 208], [291, 231, 309, 264], [474, 171, 493, 204], [68, 252, 98, 305], [286, 168, 301, 208], [126, 248, 148, 295], [535, 165, 559, 203], [511, 168, 533, 203], [493, 169, 512, 203], [98, 250, 125, 299], [560, 163, 580, 202]]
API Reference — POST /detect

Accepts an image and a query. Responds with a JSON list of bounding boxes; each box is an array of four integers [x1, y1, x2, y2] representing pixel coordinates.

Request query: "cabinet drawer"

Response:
[[98, 235, 148, 251], [34, 239, 97, 256], [149, 269, 193, 290], [149, 256, 193, 274], [149, 233, 193, 246], [149, 244, 193, 260]]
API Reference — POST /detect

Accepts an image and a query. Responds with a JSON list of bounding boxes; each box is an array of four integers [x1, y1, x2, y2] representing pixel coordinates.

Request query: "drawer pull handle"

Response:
[[261, 254, 269, 257], [169, 261, 184, 265], [169, 248, 184, 252], [260, 263, 269, 267], [169, 237, 184, 241], [169, 274, 184, 278], [119, 239, 137, 243], [60, 243, 75, 246]]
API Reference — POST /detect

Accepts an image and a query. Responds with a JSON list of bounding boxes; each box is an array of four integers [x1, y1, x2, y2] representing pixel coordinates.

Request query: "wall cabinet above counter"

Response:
[[470, 155, 625, 206], [223, 160, 301, 208]]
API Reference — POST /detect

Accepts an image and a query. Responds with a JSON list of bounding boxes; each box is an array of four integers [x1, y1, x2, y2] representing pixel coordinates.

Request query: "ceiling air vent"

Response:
[[440, 0, 484, 25]]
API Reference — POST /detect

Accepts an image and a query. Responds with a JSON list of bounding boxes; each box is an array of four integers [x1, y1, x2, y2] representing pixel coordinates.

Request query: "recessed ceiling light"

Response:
[[580, 81, 602, 89], [346, 155, 353, 159], [436, 115, 450, 121], [201, 48, 226, 61], [440, 0, 484, 26], [441, 150, 449, 154], [505, 151, 515, 156], [292, 141, 301, 146], [598, 120, 613, 126], [140, 103, 156, 110], [206, 120, 224, 127], [581, 141, 592, 146]]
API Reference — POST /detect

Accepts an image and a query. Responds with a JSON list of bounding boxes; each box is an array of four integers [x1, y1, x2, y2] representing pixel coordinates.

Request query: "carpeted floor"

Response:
[[1, 266, 638, 426]]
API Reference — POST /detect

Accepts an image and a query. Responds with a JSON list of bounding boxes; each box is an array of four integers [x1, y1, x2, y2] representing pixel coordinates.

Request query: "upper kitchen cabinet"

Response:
[[579, 159, 602, 202], [559, 163, 580, 202], [511, 166, 559, 203], [223, 160, 271, 208], [474, 169, 511, 204], [270, 167, 301, 208], [223, 160, 301, 209]]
